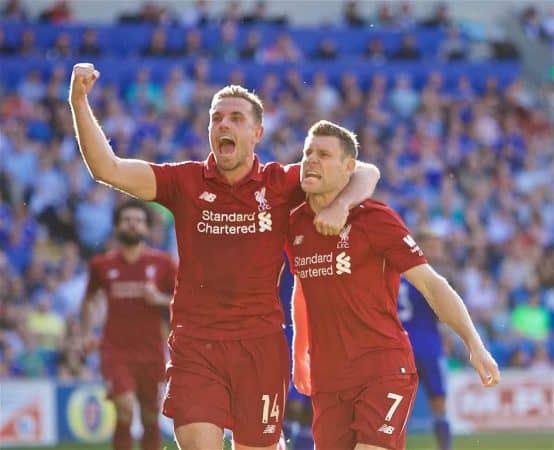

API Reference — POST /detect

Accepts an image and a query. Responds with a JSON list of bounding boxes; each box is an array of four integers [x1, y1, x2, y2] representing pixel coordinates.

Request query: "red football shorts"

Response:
[[101, 352, 165, 412], [312, 373, 418, 450], [163, 330, 290, 447]]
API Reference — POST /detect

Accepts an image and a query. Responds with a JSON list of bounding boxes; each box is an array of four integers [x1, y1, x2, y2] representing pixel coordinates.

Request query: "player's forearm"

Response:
[[425, 276, 484, 351], [79, 298, 95, 336], [70, 97, 119, 184], [331, 162, 380, 210], [291, 281, 310, 357]]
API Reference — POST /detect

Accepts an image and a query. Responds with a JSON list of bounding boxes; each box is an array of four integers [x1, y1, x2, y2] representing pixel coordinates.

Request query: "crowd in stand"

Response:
[[1, 0, 553, 433]]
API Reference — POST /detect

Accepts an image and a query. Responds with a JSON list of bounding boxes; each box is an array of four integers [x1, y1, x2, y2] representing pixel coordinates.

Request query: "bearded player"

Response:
[[81, 200, 176, 450], [288, 120, 500, 450]]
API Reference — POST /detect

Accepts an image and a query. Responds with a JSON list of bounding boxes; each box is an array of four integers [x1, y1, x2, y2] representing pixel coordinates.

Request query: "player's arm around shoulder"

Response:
[[291, 276, 312, 395], [69, 63, 156, 200], [403, 264, 501, 388], [314, 161, 381, 236]]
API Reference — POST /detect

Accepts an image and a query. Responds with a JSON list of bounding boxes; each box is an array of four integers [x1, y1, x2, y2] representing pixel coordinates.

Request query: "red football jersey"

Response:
[[150, 154, 304, 340], [86, 248, 176, 362], [286, 199, 427, 392]]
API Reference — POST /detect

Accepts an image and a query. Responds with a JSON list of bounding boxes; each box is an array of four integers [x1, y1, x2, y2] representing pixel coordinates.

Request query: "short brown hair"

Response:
[[307, 120, 359, 159], [113, 199, 153, 227], [211, 85, 264, 124]]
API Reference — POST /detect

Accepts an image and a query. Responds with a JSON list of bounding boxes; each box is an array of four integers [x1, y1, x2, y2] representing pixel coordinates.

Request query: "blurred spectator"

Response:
[[362, 38, 386, 63], [343, 0, 365, 27], [27, 295, 66, 351], [118, 1, 168, 24], [310, 71, 340, 115], [240, 30, 261, 60], [79, 28, 102, 56], [261, 33, 302, 63], [376, 3, 395, 27], [391, 33, 422, 60], [125, 67, 163, 112], [213, 21, 239, 62], [17, 28, 38, 56], [39, 0, 73, 23], [47, 32, 73, 58], [17, 70, 46, 103], [175, 29, 206, 57], [242, 0, 287, 25], [74, 185, 114, 255], [395, 2, 416, 28], [1, 0, 28, 21], [520, 6, 542, 41], [389, 74, 419, 118], [421, 2, 452, 28], [142, 28, 171, 57], [313, 38, 337, 60], [511, 292, 551, 342], [220, 0, 242, 24], [181, 0, 210, 27], [438, 25, 468, 61]]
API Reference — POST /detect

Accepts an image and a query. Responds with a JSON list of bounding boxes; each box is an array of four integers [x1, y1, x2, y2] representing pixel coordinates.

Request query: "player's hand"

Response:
[[69, 63, 100, 103], [293, 353, 312, 396], [314, 201, 348, 236], [143, 281, 162, 306], [469, 344, 500, 387]]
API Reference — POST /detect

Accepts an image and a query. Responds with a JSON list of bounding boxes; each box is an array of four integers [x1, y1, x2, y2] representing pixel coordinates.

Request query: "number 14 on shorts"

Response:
[[261, 394, 280, 424]]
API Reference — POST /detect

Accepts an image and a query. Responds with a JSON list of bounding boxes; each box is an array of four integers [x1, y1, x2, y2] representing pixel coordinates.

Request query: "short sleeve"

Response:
[[366, 208, 427, 273], [282, 164, 305, 209], [85, 258, 101, 297], [149, 162, 185, 210]]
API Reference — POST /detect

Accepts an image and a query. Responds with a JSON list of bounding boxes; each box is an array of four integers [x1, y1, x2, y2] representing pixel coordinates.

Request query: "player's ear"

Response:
[[345, 156, 356, 174], [253, 123, 264, 143]]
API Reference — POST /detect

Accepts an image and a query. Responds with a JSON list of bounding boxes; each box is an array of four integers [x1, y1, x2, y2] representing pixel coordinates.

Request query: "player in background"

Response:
[[80, 200, 177, 450], [69, 63, 380, 450], [288, 120, 500, 450], [397, 229, 452, 450]]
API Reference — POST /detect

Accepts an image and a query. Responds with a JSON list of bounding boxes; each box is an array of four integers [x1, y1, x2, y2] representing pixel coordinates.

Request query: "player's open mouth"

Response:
[[303, 170, 321, 180], [218, 136, 236, 155]]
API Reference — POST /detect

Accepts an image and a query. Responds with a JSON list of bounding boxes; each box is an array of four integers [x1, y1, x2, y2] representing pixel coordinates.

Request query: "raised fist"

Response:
[[69, 63, 100, 102]]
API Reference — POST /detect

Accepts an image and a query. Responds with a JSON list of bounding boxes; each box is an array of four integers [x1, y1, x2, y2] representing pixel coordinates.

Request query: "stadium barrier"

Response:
[[1, 369, 552, 447]]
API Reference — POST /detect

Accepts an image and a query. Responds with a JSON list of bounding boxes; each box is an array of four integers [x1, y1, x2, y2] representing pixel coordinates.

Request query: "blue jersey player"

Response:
[[398, 229, 452, 450]]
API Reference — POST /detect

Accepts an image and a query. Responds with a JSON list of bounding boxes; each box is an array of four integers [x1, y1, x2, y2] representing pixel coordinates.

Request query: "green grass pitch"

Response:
[[8, 432, 554, 450]]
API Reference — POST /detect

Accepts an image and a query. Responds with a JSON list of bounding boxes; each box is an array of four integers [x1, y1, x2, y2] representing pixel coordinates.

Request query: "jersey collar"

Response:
[[203, 153, 263, 184]]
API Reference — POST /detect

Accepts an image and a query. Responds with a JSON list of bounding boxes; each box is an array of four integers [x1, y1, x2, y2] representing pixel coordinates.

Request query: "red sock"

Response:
[[141, 422, 161, 450], [113, 420, 132, 450]]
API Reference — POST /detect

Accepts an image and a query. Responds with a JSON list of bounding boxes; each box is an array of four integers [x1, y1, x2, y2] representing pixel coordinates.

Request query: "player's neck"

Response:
[[308, 190, 341, 214], [217, 153, 255, 185], [120, 242, 145, 263]]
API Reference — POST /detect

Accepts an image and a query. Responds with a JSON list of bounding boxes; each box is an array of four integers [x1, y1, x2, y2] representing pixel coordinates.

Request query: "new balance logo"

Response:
[[402, 234, 423, 256], [263, 424, 276, 434], [258, 211, 272, 232], [378, 424, 395, 435], [335, 252, 351, 275], [293, 235, 304, 246], [199, 191, 217, 202]]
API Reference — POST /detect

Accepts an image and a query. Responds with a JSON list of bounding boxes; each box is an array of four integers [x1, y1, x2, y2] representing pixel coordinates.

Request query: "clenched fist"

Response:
[[69, 63, 100, 103]]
